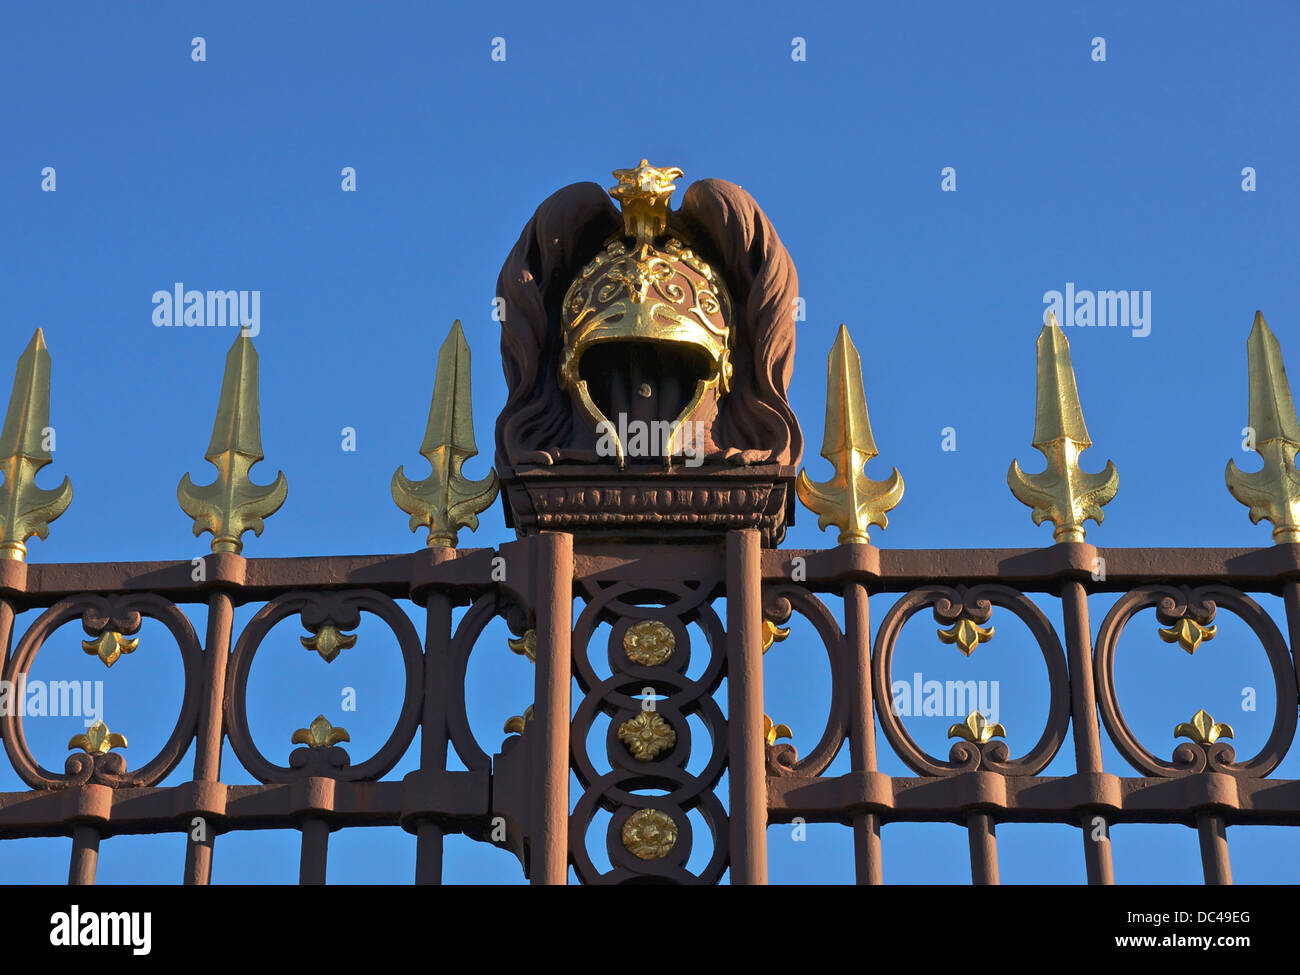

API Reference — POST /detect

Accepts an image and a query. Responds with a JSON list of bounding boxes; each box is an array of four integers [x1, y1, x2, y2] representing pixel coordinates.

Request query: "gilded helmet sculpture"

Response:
[[559, 161, 733, 465], [495, 159, 801, 473]]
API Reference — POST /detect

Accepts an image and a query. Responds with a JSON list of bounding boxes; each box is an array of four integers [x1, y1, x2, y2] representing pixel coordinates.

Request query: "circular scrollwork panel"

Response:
[[569, 579, 729, 884], [1, 594, 202, 790], [872, 584, 1069, 777], [225, 590, 423, 783], [760, 585, 848, 778], [1094, 585, 1295, 777]]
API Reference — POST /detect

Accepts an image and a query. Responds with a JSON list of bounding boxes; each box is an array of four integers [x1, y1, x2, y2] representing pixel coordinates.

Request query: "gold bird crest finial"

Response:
[[796, 324, 904, 544], [1225, 311, 1300, 543], [609, 159, 683, 242], [1008, 312, 1118, 543]]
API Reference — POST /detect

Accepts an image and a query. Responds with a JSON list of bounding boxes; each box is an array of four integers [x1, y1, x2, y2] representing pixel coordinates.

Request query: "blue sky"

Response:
[[1, 1, 1298, 883]]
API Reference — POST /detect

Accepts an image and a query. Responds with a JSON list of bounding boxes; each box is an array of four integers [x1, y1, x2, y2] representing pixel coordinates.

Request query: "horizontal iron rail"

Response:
[[0, 767, 1290, 840], [0, 770, 489, 839], [0, 544, 1294, 608], [769, 770, 1300, 827]]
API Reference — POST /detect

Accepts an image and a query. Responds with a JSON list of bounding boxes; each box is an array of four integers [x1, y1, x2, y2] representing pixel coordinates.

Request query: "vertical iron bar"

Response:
[[966, 812, 999, 884], [184, 590, 234, 885], [726, 529, 767, 884], [415, 578, 453, 885], [69, 825, 100, 885], [1061, 578, 1114, 884], [1281, 581, 1300, 702], [414, 821, 444, 884], [531, 531, 573, 885], [844, 581, 882, 884], [1196, 813, 1232, 884], [299, 818, 329, 885], [0, 597, 15, 681]]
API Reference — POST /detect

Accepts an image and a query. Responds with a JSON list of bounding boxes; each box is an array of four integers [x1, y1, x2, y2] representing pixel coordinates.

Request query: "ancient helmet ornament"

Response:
[[559, 159, 733, 467]]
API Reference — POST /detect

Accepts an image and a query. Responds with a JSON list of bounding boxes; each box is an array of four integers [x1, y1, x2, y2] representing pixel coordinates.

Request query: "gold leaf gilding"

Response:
[[617, 712, 676, 762], [81, 631, 139, 668], [504, 704, 535, 735], [69, 720, 127, 755], [763, 714, 793, 746], [1158, 618, 1216, 655], [391, 321, 499, 548], [937, 617, 994, 657], [0, 330, 72, 561], [621, 808, 678, 861], [947, 711, 1006, 744], [1226, 312, 1300, 543], [761, 619, 790, 653], [300, 624, 357, 664], [177, 333, 287, 554], [1175, 709, 1234, 745], [508, 629, 537, 663], [1008, 313, 1118, 543], [624, 621, 675, 666], [796, 325, 903, 544], [291, 715, 350, 749]]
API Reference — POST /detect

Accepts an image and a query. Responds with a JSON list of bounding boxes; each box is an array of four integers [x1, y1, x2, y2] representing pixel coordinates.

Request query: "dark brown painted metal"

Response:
[[3, 595, 203, 791], [726, 529, 767, 884], [1061, 580, 1113, 885], [0, 538, 1295, 885], [1283, 580, 1300, 699], [0, 598, 15, 687], [1197, 813, 1232, 885], [1097, 586, 1295, 777], [185, 588, 234, 885], [68, 824, 99, 885], [844, 581, 882, 884], [0, 544, 1292, 603], [299, 817, 329, 885], [967, 812, 998, 885], [531, 532, 573, 885], [415, 559, 453, 886]]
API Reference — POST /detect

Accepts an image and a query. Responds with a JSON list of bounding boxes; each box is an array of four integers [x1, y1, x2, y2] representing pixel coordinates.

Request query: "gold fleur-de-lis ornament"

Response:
[[69, 720, 128, 755], [301, 624, 356, 664], [81, 630, 139, 668], [508, 629, 537, 663], [948, 711, 1006, 744], [763, 714, 793, 746], [938, 617, 995, 657], [291, 715, 350, 749], [1158, 617, 1216, 655], [1175, 709, 1233, 746]]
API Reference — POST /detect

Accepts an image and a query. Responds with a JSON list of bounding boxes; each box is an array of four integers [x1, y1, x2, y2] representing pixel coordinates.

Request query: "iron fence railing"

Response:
[[0, 540, 1297, 884]]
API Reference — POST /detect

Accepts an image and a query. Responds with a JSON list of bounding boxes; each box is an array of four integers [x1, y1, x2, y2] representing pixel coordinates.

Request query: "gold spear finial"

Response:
[[1008, 312, 1118, 543], [1225, 311, 1300, 543], [0, 329, 72, 561], [391, 321, 499, 548], [177, 332, 288, 554], [796, 324, 903, 544]]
